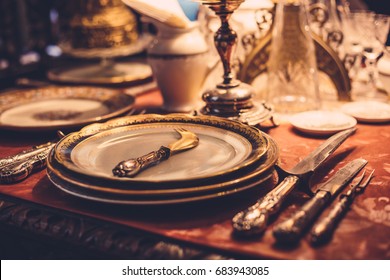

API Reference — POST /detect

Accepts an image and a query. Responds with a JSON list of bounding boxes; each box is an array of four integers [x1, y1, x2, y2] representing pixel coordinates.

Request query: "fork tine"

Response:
[[351, 169, 366, 187], [357, 169, 375, 192], [359, 169, 375, 188], [174, 128, 185, 135]]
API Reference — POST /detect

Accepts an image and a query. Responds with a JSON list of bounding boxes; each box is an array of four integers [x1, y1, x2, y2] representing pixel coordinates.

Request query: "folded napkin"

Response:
[[122, 0, 192, 28]]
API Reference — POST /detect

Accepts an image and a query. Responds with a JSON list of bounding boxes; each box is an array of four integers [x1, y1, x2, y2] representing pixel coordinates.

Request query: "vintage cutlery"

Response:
[[273, 158, 367, 244], [112, 128, 199, 178], [309, 169, 374, 245], [0, 131, 65, 184], [232, 128, 356, 237]]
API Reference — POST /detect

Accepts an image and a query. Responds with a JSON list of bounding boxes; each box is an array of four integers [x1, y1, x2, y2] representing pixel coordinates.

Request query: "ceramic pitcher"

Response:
[[145, 18, 215, 112]]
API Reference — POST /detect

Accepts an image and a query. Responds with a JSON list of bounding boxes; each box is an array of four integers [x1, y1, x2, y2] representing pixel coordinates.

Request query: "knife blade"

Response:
[[272, 158, 367, 244], [112, 128, 199, 177], [232, 128, 356, 237], [309, 169, 374, 245]]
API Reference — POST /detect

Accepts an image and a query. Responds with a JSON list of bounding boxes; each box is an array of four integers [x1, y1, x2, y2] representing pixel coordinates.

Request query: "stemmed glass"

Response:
[[339, 10, 372, 77], [353, 12, 390, 100]]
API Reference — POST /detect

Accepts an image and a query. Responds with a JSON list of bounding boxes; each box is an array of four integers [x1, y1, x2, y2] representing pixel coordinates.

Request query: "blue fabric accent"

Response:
[[178, 0, 199, 21]]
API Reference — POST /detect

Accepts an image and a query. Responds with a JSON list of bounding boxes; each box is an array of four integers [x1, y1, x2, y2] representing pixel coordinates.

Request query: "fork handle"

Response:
[[112, 146, 171, 178], [309, 196, 351, 245]]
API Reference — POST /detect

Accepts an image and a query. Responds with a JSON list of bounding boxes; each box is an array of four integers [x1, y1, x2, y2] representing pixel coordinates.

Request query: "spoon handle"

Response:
[[112, 146, 171, 178]]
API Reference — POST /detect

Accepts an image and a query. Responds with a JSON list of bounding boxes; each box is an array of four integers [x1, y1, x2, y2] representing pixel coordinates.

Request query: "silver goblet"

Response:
[[197, 0, 266, 124]]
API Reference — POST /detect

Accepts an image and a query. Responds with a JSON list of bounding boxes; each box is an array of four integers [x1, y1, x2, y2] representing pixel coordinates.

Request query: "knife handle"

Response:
[[232, 175, 299, 236], [112, 146, 171, 178], [309, 196, 351, 245], [0, 144, 54, 184], [273, 190, 331, 244]]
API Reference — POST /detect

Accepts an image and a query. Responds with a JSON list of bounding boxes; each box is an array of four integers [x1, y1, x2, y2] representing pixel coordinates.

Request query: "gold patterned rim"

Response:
[[0, 86, 135, 131], [47, 134, 278, 196], [53, 114, 270, 184], [47, 168, 274, 205]]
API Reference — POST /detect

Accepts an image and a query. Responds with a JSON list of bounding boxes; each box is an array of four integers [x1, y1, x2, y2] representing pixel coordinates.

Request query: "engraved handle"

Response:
[[232, 175, 299, 236], [273, 190, 331, 244], [112, 146, 171, 178], [0, 144, 53, 184], [309, 196, 350, 245]]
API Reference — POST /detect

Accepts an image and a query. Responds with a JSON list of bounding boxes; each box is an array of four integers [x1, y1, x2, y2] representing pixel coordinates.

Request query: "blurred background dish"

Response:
[[51, 0, 153, 87], [341, 101, 390, 123], [0, 86, 135, 131], [289, 110, 357, 135], [47, 61, 152, 86]]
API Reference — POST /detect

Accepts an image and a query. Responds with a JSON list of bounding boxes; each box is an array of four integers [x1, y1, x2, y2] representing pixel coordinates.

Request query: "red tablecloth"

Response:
[[0, 91, 389, 259]]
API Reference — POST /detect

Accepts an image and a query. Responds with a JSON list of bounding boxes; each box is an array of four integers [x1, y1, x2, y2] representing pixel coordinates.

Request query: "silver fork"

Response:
[[309, 169, 375, 245]]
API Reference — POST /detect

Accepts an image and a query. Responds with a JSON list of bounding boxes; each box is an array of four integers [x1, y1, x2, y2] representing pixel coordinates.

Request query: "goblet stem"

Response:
[[199, 0, 245, 88], [214, 12, 238, 87]]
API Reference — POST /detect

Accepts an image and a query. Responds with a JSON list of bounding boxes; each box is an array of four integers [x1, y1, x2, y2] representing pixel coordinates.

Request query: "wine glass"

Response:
[[353, 12, 390, 100], [339, 10, 371, 76]]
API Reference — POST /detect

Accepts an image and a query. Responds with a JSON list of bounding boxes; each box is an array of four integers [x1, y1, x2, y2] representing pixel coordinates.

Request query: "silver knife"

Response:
[[272, 158, 367, 244], [309, 169, 374, 245], [232, 128, 356, 236]]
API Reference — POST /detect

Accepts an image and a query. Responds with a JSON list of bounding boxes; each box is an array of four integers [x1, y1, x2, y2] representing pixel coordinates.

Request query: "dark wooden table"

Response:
[[1, 89, 389, 259]]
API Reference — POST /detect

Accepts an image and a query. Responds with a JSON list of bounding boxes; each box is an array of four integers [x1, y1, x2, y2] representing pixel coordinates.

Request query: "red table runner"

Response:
[[0, 91, 389, 259]]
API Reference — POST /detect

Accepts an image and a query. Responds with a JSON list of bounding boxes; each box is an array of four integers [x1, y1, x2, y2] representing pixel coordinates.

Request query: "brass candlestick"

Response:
[[198, 0, 268, 124]]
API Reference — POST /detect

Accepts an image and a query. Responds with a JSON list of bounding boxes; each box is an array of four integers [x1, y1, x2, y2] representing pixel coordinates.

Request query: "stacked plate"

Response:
[[47, 114, 279, 205]]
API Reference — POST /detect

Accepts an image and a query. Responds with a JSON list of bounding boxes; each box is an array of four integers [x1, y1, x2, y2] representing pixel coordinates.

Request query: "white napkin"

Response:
[[122, 0, 191, 28]]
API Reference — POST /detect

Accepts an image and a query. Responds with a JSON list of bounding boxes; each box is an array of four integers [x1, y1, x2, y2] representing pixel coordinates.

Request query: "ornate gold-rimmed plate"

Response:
[[47, 134, 278, 197], [47, 168, 274, 205], [0, 86, 135, 132], [53, 114, 269, 184]]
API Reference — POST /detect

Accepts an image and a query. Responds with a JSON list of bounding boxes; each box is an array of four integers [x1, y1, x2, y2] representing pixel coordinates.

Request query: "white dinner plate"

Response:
[[340, 101, 390, 123], [289, 110, 357, 136]]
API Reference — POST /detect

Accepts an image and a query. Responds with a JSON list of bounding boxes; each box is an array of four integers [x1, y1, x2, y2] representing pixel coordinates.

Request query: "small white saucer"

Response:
[[340, 101, 390, 123], [289, 110, 357, 136]]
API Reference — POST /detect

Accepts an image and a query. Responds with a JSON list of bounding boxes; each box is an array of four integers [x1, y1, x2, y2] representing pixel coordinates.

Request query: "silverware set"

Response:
[[232, 128, 356, 235], [232, 128, 374, 245], [272, 158, 367, 244]]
